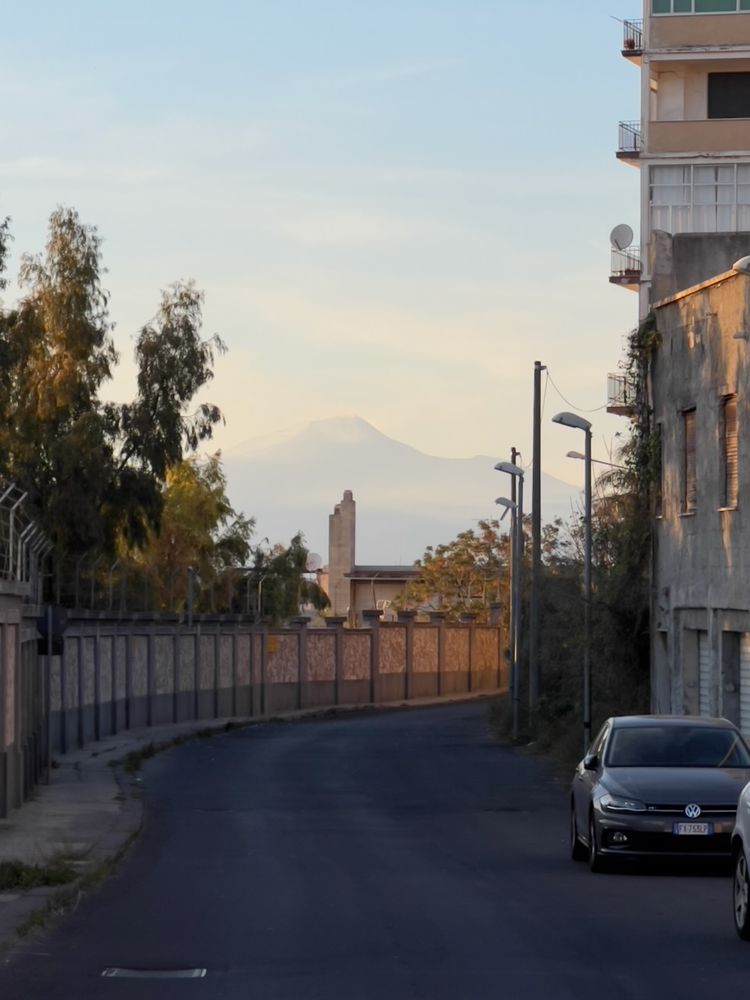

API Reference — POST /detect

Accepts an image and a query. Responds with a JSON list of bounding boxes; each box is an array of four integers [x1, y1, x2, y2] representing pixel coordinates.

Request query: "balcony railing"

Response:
[[622, 18, 643, 56], [617, 120, 642, 156], [610, 246, 641, 289], [607, 373, 637, 416]]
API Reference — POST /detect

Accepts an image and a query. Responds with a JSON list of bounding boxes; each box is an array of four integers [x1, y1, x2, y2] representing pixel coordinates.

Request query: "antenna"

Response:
[[610, 224, 634, 252]]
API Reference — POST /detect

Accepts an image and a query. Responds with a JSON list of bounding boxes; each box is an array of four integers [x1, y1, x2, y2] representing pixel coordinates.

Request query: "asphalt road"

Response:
[[1, 701, 749, 999]]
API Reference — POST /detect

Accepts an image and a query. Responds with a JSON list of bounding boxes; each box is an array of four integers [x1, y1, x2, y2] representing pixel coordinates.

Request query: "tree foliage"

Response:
[[126, 454, 253, 613], [0, 208, 226, 559], [246, 533, 330, 625], [396, 519, 510, 621]]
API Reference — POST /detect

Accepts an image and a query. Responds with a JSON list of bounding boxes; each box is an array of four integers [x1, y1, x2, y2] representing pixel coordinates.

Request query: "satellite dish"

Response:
[[305, 553, 322, 572], [610, 224, 634, 251]]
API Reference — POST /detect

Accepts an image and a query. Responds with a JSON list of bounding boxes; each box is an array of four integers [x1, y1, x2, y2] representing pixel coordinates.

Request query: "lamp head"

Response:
[[494, 497, 517, 521], [566, 450, 586, 461], [494, 461, 524, 477], [552, 411, 592, 432]]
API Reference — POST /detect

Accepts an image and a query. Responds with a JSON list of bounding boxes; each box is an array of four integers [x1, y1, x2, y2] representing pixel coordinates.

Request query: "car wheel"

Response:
[[570, 802, 587, 862], [588, 813, 607, 873], [734, 848, 750, 940]]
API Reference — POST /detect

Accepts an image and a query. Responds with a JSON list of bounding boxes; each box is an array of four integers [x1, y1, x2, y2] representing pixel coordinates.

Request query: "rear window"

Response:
[[606, 725, 750, 768]]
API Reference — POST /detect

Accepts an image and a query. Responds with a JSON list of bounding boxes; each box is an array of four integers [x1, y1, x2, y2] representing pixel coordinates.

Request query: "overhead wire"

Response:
[[546, 369, 609, 415]]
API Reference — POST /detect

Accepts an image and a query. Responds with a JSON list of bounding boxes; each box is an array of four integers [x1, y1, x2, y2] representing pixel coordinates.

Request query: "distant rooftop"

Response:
[[346, 566, 418, 582]]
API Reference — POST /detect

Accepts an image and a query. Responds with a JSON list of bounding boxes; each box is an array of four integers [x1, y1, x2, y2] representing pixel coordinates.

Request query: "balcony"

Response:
[[610, 246, 641, 291], [607, 373, 637, 417], [622, 19, 643, 62], [617, 120, 642, 164], [651, 13, 750, 51], [649, 119, 750, 155]]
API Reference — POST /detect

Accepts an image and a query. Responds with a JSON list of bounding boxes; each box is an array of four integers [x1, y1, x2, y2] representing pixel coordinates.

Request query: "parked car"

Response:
[[731, 782, 750, 939], [571, 715, 750, 872]]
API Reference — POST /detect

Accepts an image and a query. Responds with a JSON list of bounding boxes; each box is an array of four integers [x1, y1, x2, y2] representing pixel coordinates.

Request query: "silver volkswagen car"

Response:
[[571, 715, 750, 872]]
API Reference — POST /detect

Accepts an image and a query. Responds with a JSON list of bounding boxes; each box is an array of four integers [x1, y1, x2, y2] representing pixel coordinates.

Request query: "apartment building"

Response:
[[612, 2, 750, 326], [608, 4, 750, 726]]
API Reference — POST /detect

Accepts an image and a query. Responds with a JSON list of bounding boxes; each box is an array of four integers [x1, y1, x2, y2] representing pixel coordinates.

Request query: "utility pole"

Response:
[[510, 447, 518, 739], [529, 360, 546, 722]]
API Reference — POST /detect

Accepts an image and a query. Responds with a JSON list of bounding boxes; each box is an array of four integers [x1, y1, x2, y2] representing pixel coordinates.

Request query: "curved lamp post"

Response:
[[553, 412, 593, 753], [495, 460, 525, 741]]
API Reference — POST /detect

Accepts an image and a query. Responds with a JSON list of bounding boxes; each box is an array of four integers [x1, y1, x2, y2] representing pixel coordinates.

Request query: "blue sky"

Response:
[[1, 0, 640, 485]]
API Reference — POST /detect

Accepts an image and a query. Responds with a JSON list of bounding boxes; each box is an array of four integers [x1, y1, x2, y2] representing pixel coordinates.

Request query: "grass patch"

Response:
[[0, 857, 77, 892], [118, 725, 234, 774]]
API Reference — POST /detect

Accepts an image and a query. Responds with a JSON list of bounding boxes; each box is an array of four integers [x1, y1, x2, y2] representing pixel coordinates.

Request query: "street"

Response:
[[0, 701, 748, 999]]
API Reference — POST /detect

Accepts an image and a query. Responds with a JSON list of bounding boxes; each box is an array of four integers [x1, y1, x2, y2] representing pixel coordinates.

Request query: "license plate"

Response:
[[673, 822, 713, 836]]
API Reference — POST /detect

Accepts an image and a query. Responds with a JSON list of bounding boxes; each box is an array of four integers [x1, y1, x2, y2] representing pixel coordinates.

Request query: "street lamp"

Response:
[[566, 450, 623, 470], [553, 412, 593, 754], [495, 496, 518, 741], [495, 459, 524, 741]]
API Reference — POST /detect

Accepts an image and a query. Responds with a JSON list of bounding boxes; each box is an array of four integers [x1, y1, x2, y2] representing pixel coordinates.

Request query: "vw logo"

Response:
[[685, 804, 702, 819]]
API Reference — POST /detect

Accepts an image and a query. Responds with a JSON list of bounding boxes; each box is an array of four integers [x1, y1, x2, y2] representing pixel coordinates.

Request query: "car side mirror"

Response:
[[583, 753, 599, 771]]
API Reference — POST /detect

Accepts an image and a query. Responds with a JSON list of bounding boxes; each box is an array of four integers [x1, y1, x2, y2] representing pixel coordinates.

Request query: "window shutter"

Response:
[[724, 395, 739, 508], [684, 409, 697, 512]]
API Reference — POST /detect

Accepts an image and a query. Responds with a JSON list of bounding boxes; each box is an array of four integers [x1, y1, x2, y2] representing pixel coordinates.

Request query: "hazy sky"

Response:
[[1, 0, 639, 485]]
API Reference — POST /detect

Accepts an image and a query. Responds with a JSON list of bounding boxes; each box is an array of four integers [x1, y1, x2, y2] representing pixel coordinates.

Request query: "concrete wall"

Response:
[[1, 607, 506, 817], [651, 231, 750, 304], [0, 590, 45, 820], [651, 268, 750, 725]]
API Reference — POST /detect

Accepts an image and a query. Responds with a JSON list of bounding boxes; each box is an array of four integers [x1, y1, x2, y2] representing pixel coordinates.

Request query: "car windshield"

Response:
[[606, 725, 750, 768]]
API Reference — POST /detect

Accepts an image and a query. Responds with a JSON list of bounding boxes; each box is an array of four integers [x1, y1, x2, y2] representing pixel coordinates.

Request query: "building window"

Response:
[[721, 394, 739, 508], [709, 73, 750, 119], [650, 164, 750, 234], [682, 408, 697, 513], [653, 0, 750, 12]]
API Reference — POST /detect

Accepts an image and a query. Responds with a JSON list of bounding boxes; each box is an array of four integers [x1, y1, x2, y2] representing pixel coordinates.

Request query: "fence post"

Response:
[[194, 623, 201, 721], [397, 611, 416, 701], [125, 630, 132, 731], [77, 634, 84, 748], [259, 625, 268, 717], [110, 629, 117, 736], [362, 610, 382, 704], [429, 612, 446, 697], [147, 627, 155, 727], [61, 632, 68, 752], [460, 614, 477, 693], [292, 618, 308, 710], [325, 617, 346, 706], [94, 625, 101, 742], [45, 605, 52, 783], [214, 625, 220, 719], [248, 627, 256, 718], [232, 621, 239, 718], [0, 619, 7, 818], [172, 627, 179, 723]]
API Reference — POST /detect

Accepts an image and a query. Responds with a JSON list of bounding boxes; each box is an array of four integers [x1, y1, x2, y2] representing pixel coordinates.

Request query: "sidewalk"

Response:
[[0, 691, 498, 956]]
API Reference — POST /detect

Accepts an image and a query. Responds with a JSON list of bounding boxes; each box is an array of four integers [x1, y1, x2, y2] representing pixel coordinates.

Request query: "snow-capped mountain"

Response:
[[223, 416, 581, 564]]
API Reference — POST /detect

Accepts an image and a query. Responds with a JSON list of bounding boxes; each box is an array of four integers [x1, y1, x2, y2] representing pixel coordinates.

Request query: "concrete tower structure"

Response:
[[328, 491, 356, 617]]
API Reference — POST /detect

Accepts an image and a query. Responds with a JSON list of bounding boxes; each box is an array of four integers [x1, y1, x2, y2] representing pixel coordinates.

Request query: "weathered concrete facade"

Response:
[[651, 267, 750, 728]]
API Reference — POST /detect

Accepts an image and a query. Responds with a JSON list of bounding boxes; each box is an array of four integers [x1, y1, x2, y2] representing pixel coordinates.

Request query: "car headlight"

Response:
[[600, 794, 646, 813]]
